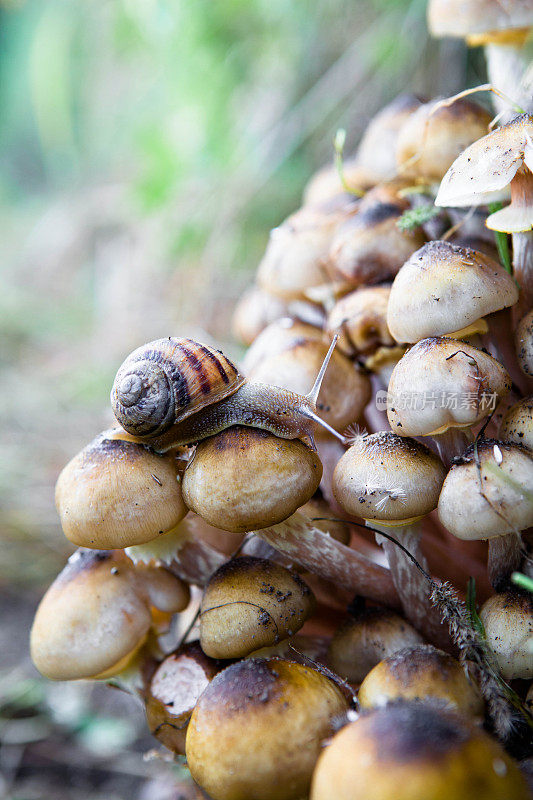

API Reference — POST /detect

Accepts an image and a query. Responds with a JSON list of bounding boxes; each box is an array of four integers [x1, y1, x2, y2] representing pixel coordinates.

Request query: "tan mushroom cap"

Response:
[[480, 591, 533, 680], [397, 98, 491, 184], [328, 607, 425, 684], [358, 645, 483, 716], [500, 396, 533, 451], [438, 440, 533, 540], [328, 187, 425, 288], [333, 432, 446, 524], [182, 427, 322, 533], [231, 285, 288, 347], [517, 308, 533, 376], [247, 339, 371, 435], [242, 317, 325, 374], [387, 241, 518, 344], [326, 285, 395, 357], [436, 115, 533, 232], [257, 196, 358, 301], [30, 550, 189, 681], [249, 633, 329, 664], [310, 702, 529, 800], [428, 0, 533, 45], [186, 658, 349, 800], [200, 556, 315, 659], [387, 338, 511, 436], [55, 431, 187, 549], [145, 641, 222, 754], [303, 160, 371, 207]]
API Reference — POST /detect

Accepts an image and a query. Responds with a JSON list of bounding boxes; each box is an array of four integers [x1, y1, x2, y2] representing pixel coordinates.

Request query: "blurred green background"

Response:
[[0, 0, 484, 796]]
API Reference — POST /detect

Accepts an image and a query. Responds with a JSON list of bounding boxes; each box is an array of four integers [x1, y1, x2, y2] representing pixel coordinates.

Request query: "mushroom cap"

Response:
[[231, 286, 288, 347], [242, 317, 325, 374], [332, 431, 446, 523], [246, 339, 371, 434], [480, 591, 533, 680], [387, 241, 518, 343], [181, 427, 322, 533], [397, 98, 491, 183], [387, 338, 511, 436], [327, 607, 425, 684], [303, 160, 371, 206], [358, 644, 483, 716], [145, 641, 222, 754], [30, 550, 184, 681], [428, 0, 533, 43], [257, 196, 358, 301], [328, 189, 425, 288], [310, 702, 529, 800], [55, 432, 187, 549], [500, 396, 533, 451], [326, 285, 395, 357], [435, 115, 533, 211], [186, 658, 349, 800], [517, 309, 533, 376], [438, 440, 533, 539], [200, 556, 315, 659]]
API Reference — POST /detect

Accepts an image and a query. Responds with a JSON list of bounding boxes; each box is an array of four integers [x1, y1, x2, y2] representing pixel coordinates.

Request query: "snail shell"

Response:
[[111, 338, 245, 438]]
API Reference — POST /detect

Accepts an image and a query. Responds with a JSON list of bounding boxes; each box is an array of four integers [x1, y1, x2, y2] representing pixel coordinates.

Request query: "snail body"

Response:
[[111, 336, 344, 451]]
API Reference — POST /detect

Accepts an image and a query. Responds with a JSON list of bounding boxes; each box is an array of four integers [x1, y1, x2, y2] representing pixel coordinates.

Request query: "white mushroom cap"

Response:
[[332, 431, 446, 524], [480, 591, 533, 680], [428, 0, 533, 43], [387, 241, 518, 343], [500, 396, 533, 451], [438, 440, 533, 539], [436, 116, 533, 225], [387, 338, 511, 436]]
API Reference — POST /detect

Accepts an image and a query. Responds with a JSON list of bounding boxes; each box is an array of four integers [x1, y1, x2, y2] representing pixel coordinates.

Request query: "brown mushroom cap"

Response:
[[199, 556, 315, 659], [55, 432, 188, 549], [328, 607, 425, 684], [241, 317, 325, 375], [257, 196, 358, 301], [428, 0, 533, 44], [326, 285, 395, 358], [517, 309, 533, 376], [438, 440, 533, 539], [145, 641, 222, 754], [310, 702, 529, 800], [397, 98, 491, 184], [387, 338, 511, 437], [30, 550, 189, 680], [332, 432, 446, 524], [186, 658, 349, 800], [231, 285, 288, 346], [500, 396, 533, 451], [480, 591, 533, 679], [182, 427, 322, 533], [358, 644, 483, 715], [387, 241, 518, 344]]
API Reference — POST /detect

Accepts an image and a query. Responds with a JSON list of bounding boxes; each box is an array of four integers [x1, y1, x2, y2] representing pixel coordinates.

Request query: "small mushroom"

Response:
[[327, 606, 425, 684], [186, 658, 349, 800], [479, 590, 533, 680], [310, 701, 529, 800], [199, 556, 315, 659], [30, 549, 189, 682], [181, 426, 322, 533], [55, 431, 188, 549], [231, 285, 288, 346], [517, 308, 533, 377], [500, 396, 533, 451], [357, 644, 484, 716]]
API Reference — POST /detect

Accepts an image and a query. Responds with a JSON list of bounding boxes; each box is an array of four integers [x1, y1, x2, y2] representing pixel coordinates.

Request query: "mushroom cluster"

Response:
[[30, 14, 533, 800]]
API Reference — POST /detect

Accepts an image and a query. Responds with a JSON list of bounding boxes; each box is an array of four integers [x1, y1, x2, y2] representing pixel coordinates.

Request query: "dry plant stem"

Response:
[[488, 533, 524, 592], [167, 538, 227, 585], [485, 42, 533, 121], [254, 512, 401, 609], [430, 428, 471, 467], [370, 521, 451, 648]]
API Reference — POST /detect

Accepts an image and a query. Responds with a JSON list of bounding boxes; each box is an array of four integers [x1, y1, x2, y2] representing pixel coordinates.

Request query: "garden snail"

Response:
[[111, 336, 346, 451]]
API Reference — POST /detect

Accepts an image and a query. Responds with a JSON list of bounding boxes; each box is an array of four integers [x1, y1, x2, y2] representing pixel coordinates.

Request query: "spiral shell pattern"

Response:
[[111, 338, 244, 437]]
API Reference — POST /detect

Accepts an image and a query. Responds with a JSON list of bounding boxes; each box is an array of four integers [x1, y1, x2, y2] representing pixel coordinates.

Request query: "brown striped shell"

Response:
[[111, 338, 245, 438]]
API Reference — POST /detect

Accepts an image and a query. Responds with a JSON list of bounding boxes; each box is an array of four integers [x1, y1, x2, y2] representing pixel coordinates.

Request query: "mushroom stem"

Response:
[[487, 532, 524, 591], [369, 521, 451, 647], [430, 428, 471, 467], [512, 231, 533, 321], [167, 538, 228, 585], [254, 512, 401, 609], [485, 41, 533, 122]]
